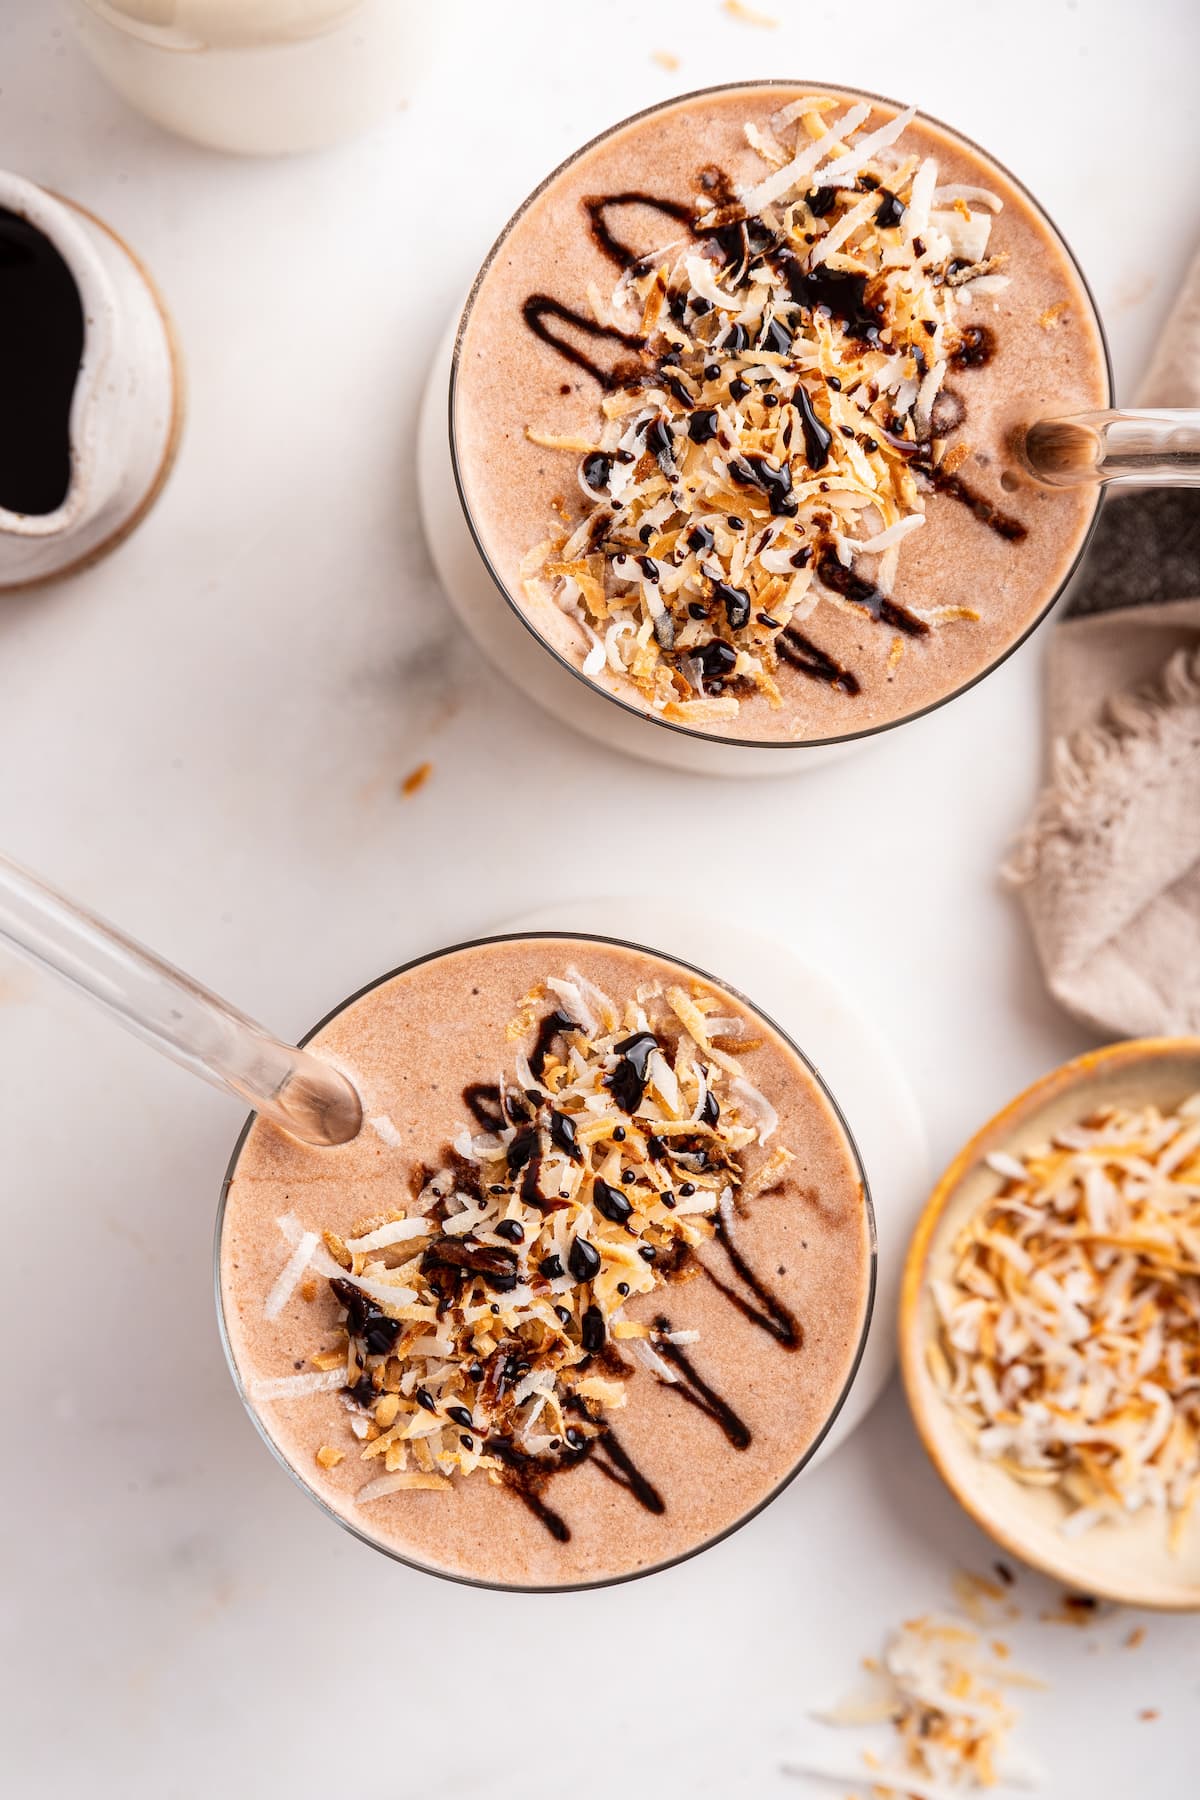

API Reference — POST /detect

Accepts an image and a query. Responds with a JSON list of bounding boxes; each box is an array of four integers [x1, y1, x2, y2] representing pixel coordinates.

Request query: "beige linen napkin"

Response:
[[1005, 251, 1200, 1038]]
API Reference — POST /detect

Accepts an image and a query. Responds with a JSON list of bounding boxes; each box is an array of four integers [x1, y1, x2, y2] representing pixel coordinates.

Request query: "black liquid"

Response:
[[729, 453, 796, 518], [697, 638, 737, 683], [588, 1422, 666, 1513], [0, 207, 84, 515], [709, 578, 749, 630]]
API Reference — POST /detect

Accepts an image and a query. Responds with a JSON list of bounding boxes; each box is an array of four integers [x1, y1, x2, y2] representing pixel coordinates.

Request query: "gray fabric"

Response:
[[1005, 252, 1200, 1039]]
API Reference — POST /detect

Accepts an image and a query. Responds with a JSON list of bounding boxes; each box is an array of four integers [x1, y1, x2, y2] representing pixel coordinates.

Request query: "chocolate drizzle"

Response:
[[604, 1030, 660, 1112], [795, 386, 833, 471], [776, 627, 861, 696], [530, 1008, 581, 1079], [815, 548, 930, 637], [463, 1082, 504, 1132], [924, 463, 1028, 542], [703, 1217, 802, 1349], [774, 249, 884, 342], [652, 1317, 752, 1448], [584, 191, 699, 269], [489, 1409, 665, 1541], [522, 294, 646, 390], [949, 323, 995, 370], [588, 1422, 667, 1513]]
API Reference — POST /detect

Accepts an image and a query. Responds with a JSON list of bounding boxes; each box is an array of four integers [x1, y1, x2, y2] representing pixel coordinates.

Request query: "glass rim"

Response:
[[214, 927, 879, 1594], [447, 77, 1115, 755]]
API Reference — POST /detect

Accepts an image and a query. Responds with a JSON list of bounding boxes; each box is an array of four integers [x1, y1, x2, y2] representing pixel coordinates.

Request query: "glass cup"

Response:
[[419, 80, 1199, 778], [215, 931, 877, 1592]]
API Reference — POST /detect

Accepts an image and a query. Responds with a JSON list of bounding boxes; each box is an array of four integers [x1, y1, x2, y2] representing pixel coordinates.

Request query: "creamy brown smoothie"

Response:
[[452, 83, 1110, 744], [219, 936, 873, 1587]]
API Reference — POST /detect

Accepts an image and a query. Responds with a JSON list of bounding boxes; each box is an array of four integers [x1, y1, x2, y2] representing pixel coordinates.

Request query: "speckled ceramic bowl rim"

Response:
[[215, 930, 878, 1594], [899, 1035, 1200, 1610], [448, 77, 1115, 754]]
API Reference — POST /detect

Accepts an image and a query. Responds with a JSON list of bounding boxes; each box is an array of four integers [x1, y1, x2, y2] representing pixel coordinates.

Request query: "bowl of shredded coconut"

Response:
[[901, 1037, 1200, 1609]]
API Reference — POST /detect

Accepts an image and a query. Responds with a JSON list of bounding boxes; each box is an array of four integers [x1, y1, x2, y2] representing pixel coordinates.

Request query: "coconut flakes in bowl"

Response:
[[525, 95, 1014, 727], [928, 1094, 1200, 1543]]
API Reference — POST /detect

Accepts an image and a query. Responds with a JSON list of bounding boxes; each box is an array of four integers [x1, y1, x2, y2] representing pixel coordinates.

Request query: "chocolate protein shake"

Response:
[[218, 936, 874, 1587], [452, 83, 1110, 744]]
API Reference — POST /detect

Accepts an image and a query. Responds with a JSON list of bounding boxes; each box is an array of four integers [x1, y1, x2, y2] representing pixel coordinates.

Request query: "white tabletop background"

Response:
[[1, 2, 1196, 1794]]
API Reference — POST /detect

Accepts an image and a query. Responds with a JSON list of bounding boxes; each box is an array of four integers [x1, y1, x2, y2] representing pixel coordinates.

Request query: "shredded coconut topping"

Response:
[[526, 96, 1009, 725], [259, 973, 792, 1501], [929, 1093, 1200, 1542]]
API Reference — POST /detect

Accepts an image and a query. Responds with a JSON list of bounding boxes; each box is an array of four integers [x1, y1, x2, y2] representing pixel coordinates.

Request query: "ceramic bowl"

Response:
[[900, 1036, 1200, 1610]]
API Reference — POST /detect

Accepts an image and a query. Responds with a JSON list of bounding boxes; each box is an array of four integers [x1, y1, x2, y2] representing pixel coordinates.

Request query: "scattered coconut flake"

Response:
[[934, 184, 1003, 212], [264, 1230, 319, 1321], [356, 1471, 452, 1502], [629, 1337, 680, 1384], [856, 514, 926, 555], [251, 1367, 347, 1402], [808, 104, 918, 190], [737, 101, 870, 216], [343, 1217, 432, 1254], [368, 1114, 402, 1148], [786, 1604, 1040, 1796], [730, 1075, 779, 1144]]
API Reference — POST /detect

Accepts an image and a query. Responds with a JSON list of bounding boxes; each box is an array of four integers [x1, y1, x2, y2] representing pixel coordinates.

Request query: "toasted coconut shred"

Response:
[[930, 1095, 1200, 1542], [256, 971, 792, 1507], [784, 1605, 1040, 1798], [524, 97, 1010, 728]]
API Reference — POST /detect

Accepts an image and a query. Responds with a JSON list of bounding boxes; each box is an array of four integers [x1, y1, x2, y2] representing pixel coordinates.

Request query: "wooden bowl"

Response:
[[900, 1037, 1200, 1610]]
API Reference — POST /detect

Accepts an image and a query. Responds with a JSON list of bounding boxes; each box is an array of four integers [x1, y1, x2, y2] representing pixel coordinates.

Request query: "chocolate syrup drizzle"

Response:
[[651, 1316, 752, 1448], [521, 294, 647, 392], [776, 627, 861, 696], [584, 191, 699, 270]]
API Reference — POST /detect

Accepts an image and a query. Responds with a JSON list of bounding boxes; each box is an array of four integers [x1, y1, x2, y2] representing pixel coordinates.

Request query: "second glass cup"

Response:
[[217, 931, 876, 1591]]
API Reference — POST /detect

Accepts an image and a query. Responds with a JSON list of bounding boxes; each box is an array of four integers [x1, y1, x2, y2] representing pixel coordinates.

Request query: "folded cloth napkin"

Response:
[[1005, 249, 1200, 1039]]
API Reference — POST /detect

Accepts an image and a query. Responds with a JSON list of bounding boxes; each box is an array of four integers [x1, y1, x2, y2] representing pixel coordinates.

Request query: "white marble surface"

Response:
[[0, 3, 1195, 1794]]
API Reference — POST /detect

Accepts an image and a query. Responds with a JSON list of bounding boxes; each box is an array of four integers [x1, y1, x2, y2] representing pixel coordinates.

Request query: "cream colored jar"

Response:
[[70, 0, 423, 155]]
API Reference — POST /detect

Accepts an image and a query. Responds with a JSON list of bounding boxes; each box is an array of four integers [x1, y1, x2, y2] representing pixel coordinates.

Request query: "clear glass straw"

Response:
[[0, 851, 361, 1146], [1023, 408, 1200, 487]]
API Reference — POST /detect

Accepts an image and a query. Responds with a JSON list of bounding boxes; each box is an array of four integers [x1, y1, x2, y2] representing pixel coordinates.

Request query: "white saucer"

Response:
[[496, 896, 930, 1467]]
